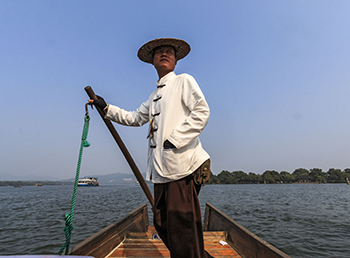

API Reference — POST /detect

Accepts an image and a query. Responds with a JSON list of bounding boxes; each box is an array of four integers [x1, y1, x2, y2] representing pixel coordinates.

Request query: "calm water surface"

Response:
[[0, 184, 349, 258]]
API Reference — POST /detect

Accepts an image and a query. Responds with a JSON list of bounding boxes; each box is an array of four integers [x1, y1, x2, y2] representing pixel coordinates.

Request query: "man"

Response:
[[91, 38, 213, 258]]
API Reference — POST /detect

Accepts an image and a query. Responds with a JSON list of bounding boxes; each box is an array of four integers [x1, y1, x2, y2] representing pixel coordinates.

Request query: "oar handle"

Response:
[[85, 86, 154, 208]]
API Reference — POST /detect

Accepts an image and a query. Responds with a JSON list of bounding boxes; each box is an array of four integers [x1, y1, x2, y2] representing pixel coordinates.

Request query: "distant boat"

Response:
[[35, 183, 43, 186], [78, 177, 99, 187], [13, 185, 21, 188], [346, 178, 350, 185]]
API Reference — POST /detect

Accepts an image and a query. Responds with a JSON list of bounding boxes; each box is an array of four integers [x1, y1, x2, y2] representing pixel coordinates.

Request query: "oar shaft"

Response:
[[85, 86, 154, 208]]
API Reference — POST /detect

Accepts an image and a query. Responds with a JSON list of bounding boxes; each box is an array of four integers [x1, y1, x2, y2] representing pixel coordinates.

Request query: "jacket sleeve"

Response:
[[167, 75, 210, 149], [105, 100, 149, 127]]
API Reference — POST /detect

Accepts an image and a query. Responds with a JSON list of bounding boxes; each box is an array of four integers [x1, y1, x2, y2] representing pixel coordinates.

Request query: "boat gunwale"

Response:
[[70, 204, 148, 258], [203, 202, 291, 258]]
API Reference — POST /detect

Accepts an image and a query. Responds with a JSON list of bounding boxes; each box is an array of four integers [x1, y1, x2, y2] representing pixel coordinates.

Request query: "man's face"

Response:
[[152, 46, 177, 75]]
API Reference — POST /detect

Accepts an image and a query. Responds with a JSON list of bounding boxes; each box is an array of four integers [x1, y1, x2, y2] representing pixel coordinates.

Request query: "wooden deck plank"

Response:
[[107, 226, 242, 258]]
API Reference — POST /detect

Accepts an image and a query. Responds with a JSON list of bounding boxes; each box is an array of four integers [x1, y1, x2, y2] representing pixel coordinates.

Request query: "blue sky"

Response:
[[1, 0, 350, 180]]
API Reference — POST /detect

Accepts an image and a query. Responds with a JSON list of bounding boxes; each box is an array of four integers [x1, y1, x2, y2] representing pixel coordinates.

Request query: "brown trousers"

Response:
[[153, 173, 213, 258]]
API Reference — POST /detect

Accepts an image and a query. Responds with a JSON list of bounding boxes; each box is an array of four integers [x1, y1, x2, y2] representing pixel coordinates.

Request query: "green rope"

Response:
[[59, 113, 90, 255]]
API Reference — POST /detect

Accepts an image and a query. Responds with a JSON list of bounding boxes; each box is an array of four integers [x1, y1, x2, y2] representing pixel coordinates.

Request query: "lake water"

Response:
[[0, 183, 349, 258]]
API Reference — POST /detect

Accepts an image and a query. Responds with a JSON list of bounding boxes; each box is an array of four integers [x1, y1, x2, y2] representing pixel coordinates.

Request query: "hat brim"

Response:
[[137, 38, 191, 64]]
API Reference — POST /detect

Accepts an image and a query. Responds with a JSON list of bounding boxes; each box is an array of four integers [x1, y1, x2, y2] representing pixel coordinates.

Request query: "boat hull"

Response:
[[71, 203, 290, 258]]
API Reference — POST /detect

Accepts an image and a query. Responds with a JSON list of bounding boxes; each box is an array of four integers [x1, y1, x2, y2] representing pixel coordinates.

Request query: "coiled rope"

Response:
[[59, 105, 91, 255]]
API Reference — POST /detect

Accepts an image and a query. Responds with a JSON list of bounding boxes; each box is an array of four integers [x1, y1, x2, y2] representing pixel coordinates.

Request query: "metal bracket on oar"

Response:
[[85, 102, 93, 117], [85, 86, 154, 208]]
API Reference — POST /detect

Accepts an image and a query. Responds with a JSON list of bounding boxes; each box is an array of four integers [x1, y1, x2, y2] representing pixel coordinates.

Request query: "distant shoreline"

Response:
[[1, 180, 347, 187], [0, 181, 74, 187]]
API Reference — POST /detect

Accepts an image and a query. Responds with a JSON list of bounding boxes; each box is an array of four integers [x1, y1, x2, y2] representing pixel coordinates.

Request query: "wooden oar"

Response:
[[85, 86, 154, 208]]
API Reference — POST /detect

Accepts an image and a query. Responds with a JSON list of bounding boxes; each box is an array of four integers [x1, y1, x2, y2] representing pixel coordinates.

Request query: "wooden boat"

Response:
[[70, 203, 290, 258]]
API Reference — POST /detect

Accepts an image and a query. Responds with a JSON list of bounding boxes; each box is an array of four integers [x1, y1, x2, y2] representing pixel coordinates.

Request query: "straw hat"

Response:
[[137, 38, 191, 64]]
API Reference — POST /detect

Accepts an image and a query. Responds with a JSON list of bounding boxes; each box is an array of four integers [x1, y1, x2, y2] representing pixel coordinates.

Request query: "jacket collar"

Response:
[[157, 71, 176, 87]]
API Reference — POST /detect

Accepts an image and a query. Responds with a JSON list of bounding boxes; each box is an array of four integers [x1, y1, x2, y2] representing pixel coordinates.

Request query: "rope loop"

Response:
[[82, 114, 91, 147]]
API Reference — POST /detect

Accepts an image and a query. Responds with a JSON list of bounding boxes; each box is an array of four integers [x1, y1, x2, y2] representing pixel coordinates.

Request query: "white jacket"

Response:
[[105, 72, 210, 183]]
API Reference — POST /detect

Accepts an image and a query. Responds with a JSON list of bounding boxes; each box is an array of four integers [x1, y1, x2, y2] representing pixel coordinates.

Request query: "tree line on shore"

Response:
[[2, 167, 350, 186], [208, 168, 350, 184]]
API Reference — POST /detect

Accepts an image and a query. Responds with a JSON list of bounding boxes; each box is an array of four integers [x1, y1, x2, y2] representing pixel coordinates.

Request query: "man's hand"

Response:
[[89, 95, 107, 110], [163, 140, 176, 149]]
